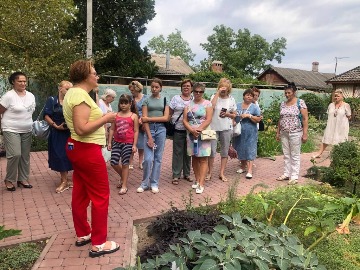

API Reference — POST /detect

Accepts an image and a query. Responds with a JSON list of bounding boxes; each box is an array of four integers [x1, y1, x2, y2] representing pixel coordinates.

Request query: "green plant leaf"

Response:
[[198, 258, 219, 270], [253, 258, 270, 270], [223, 262, 238, 270], [304, 225, 318, 236], [276, 256, 291, 270], [188, 230, 202, 242], [214, 225, 231, 236], [220, 214, 232, 223]]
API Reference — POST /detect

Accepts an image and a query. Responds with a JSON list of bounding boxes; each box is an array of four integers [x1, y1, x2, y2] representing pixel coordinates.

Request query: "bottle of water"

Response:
[[193, 139, 198, 155]]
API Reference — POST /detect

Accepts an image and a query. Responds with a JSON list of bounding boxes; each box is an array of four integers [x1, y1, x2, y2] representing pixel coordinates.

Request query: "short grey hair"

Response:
[[101, 88, 116, 100]]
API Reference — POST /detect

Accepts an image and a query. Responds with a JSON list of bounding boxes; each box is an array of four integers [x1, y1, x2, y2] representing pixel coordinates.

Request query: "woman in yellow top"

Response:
[[63, 60, 119, 257]]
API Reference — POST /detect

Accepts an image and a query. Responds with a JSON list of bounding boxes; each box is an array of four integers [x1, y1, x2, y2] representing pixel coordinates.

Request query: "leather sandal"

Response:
[[184, 176, 192, 182], [172, 178, 179, 185], [276, 175, 289, 181], [119, 188, 128, 195], [89, 241, 120, 257], [75, 233, 91, 247], [56, 181, 69, 193]]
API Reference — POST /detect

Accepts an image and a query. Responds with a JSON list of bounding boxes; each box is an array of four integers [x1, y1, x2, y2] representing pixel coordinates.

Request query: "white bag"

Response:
[[102, 146, 111, 162], [233, 122, 241, 137], [32, 120, 50, 140]]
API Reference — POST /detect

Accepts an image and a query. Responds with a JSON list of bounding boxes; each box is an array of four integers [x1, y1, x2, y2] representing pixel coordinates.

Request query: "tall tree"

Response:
[[0, 0, 81, 87], [201, 25, 287, 77], [147, 29, 196, 64], [68, 0, 158, 77]]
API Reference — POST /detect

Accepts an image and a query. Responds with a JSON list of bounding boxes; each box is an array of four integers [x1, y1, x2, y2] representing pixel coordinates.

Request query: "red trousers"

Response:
[[66, 138, 109, 245]]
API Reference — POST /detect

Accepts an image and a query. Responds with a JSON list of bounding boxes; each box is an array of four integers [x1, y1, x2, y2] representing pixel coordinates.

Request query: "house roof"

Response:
[[258, 66, 334, 90], [151, 54, 194, 76], [326, 66, 360, 83]]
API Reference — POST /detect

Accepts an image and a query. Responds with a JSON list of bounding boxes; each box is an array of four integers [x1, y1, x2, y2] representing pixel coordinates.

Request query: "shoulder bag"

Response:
[[189, 104, 216, 140], [32, 97, 54, 140]]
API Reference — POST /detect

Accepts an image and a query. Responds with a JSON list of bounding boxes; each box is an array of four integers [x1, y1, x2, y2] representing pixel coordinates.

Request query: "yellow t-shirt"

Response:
[[63, 87, 105, 145]]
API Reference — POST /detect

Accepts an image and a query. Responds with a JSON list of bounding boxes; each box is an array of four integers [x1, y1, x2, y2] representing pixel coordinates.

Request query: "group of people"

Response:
[[0, 61, 352, 258]]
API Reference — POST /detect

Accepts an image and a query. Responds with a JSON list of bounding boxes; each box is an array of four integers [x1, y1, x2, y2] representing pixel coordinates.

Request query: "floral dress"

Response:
[[186, 100, 212, 157]]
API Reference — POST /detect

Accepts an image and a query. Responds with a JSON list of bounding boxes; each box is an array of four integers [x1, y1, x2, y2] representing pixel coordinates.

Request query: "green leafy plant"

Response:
[[321, 141, 360, 194], [122, 213, 325, 270], [0, 242, 42, 270], [299, 93, 328, 120], [0, 225, 21, 240]]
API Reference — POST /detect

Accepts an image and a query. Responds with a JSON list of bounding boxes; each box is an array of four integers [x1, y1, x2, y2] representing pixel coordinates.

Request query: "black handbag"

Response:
[[163, 97, 183, 137], [259, 119, 265, 131]]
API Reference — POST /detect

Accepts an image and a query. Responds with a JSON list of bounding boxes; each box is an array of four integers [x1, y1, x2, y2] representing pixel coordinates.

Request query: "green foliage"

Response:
[[0, 226, 21, 241], [0, 242, 41, 270], [0, 0, 81, 84], [69, 0, 157, 77], [321, 141, 360, 194], [127, 213, 325, 270], [344, 97, 360, 117], [200, 25, 287, 77], [299, 93, 328, 119], [315, 226, 360, 270], [257, 126, 282, 157], [261, 95, 282, 126], [147, 29, 196, 64]]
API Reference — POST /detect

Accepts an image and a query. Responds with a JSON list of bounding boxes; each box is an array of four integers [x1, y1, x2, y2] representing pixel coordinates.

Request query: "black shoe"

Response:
[[6, 184, 16, 191], [17, 181, 33, 188]]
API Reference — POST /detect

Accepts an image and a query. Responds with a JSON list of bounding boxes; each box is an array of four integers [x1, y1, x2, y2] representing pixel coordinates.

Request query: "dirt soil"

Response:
[[134, 220, 156, 255]]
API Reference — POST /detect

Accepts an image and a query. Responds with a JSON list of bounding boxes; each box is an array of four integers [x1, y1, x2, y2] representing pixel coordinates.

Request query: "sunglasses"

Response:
[[193, 90, 204, 94]]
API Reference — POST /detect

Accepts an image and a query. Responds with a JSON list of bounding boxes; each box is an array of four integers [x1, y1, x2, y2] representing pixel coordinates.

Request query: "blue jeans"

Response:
[[141, 123, 166, 189]]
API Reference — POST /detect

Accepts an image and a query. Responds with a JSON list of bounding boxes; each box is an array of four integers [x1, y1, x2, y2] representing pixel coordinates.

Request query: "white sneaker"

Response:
[[236, 168, 245, 174], [151, 187, 159, 193], [196, 186, 204, 194], [137, 187, 145, 193], [288, 179, 298, 185], [245, 173, 253, 179], [191, 182, 199, 189]]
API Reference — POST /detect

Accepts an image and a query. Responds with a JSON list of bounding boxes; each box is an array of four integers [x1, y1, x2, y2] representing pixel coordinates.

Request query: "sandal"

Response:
[[119, 188, 128, 195], [116, 180, 123, 189], [129, 165, 134, 170], [184, 176, 192, 182], [172, 179, 179, 185], [276, 175, 289, 181], [219, 175, 228, 182], [56, 182, 69, 193], [89, 241, 120, 257], [205, 174, 212, 181], [75, 233, 91, 247]]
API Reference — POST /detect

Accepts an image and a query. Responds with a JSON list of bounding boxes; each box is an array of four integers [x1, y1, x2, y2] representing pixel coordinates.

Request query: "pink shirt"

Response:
[[113, 114, 134, 144], [279, 99, 307, 133]]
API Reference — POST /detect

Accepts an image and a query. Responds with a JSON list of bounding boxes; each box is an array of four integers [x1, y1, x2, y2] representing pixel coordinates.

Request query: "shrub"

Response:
[[138, 207, 221, 262], [300, 93, 328, 119], [257, 125, 281, 157], [321, 141, 360, 194]]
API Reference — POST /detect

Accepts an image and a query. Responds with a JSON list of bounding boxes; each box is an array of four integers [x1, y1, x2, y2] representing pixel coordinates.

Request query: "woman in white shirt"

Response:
[[0, 72, 36, 191], [208, 78, 236, 182]]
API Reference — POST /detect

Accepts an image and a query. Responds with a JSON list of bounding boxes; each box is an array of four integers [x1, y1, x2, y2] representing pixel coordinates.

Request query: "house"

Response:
[[257, 62, 335, 91], [151, 52, 194, 82], [326, 66, 360, 98]]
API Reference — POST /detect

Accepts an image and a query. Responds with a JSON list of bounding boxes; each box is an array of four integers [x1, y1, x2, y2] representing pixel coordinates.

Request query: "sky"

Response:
[[139, 0, 360, 75]]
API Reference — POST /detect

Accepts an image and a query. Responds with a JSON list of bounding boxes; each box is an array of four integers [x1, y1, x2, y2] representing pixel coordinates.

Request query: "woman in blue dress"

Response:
[[44, 81, 73, 193], [233, 89, 261, 179]]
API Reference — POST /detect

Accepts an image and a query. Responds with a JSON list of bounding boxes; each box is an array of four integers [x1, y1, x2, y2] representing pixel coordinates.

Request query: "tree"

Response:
[[201, 25, 287, 77], [68, 0, 158, 77], [0, 0, 82, 88], [147, 29, 196, 64]]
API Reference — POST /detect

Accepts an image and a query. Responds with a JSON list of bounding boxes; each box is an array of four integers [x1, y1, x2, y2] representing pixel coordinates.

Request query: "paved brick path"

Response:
[[0, 140, 330, 269]]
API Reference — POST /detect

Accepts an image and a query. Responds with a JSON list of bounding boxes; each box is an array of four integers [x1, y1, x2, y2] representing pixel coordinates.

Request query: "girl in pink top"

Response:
[[108, 94, 139, 194]]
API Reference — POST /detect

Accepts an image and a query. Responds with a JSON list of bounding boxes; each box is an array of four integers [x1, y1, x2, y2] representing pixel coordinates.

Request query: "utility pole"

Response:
[[335, 56, 349, 74], [86, 0, 93, 59]]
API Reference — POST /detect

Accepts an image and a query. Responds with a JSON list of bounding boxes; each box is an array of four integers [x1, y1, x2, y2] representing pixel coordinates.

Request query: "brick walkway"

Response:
[[0, 140, 330, 269]]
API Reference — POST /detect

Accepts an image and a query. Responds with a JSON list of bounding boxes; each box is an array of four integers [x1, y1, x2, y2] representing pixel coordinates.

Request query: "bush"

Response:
[[138, 207, 221, 262], [300, 93, 328, 119], [321, 141, 360, 194], [257, 125, 281, 157]]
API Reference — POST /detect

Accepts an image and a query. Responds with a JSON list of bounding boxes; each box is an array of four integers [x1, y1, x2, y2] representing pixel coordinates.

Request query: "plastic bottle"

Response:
[[193, 139, 198, 155]]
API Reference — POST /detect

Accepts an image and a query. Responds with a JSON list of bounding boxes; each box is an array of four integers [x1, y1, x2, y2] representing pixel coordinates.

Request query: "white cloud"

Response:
[[140, 0, 360, 74]]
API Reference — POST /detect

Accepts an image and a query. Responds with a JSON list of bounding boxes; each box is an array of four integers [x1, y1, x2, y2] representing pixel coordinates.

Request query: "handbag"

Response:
[[166, 112, 183, 137], [188, 106, 216, 140], [258, 119, 265, 131], [32, 97, 54, 140], [200, 128, 217, 140], [233, 122, 241, 137], [102, 146, 111, 162]]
